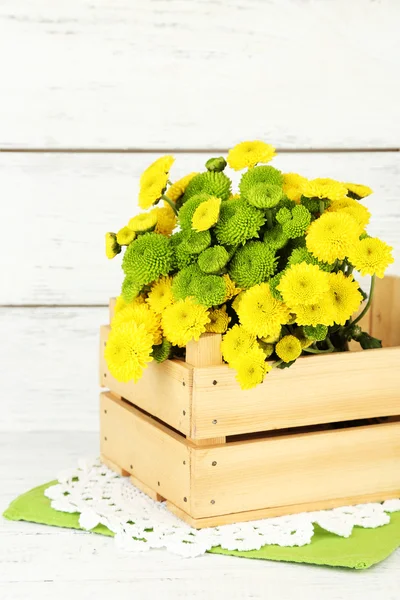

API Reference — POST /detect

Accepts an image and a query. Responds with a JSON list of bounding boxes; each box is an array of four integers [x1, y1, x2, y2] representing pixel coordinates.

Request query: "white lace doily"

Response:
[[44, 458, 400, 558]]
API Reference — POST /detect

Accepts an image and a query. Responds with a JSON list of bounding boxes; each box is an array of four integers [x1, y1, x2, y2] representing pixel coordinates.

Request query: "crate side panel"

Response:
[[191, 421, 400, 518], [100, 392, 191, 511], [192, 347, 400, 439], [371, 277, 400, 348], [100, 325, 192, 436]]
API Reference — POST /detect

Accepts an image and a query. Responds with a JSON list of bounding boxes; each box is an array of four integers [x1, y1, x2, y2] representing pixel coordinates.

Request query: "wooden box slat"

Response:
[[191, 347, 400, 439]]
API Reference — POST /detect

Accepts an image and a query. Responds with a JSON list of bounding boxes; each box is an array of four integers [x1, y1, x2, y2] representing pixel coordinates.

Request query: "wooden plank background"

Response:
[[0, 0, 399, 431]]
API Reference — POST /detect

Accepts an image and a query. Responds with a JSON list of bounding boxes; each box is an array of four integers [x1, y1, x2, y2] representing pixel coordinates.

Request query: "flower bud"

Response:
[[205, 157, 227, 172]]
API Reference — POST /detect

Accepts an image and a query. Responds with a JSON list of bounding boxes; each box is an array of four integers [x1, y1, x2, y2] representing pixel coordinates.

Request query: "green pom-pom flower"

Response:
[[268, 272, 284, 300], [303, 324, 328, 341], [239, 166, 283, 197], [263, 224, 289, 251], [215, 199, 266, 245], [198, 246, 229, 274], [205, 157, 227, 172], [245, 183, 283, 209], [152, 338, 172, 363], [180, 230, 211, 254], [288, 247, 333, 272], [277, 196, 297, 211], [122, 232, 173, 286], [228, 242, 277, 288], [178, 193, 210, 230], [170, 231, 196, 269], [184, 171, 232, 201], [282, 205, 311, 239], [276, 207, 292, 225], [190, 274, 227, 308], [172, 264, 202, 300], [121, 276, 140, 303]]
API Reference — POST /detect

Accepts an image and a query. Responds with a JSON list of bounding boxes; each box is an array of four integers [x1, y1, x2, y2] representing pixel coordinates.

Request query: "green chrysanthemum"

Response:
[[180, 230, 211, 254], [170, 231, 196, 269], [184, 171, 232, 201], [239, 166, 283, 197], [245, 183, 283, 209], [277, 196, 297, 211], [263, 224, 289, 251], [198, 246, 230, 274], [190, 274, 227, 308], [121, 276, 141, 303], [178, 193, 210, 230], [288, 247, 334, 272], [303, 324, 328, 342], [276, 207, 292, 225], [282, 205, 312, 239], [122, 233, 173, 286], [215, 199, 266, 245], [228, 242, 277, 288], [172, 264, 202, 301], [152, 338, 172, 363]]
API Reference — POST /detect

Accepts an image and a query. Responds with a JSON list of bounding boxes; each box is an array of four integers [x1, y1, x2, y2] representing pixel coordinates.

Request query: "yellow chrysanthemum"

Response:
[[327, 272, 363, 326], [221, 325, 257, 364], [139, 155, 174, 209], [348, 237, 394, 278], [166, 173, 198, 202], [104, 321, 153, 383], [112, 303, 162, 345], [152, 205, 177, 236], [222, 274, 242, 301], [275, 335, 302, 363], [303, 178, 347, 201], [327, 198, 370, 234], [237, 283, 290, 338], [205, 306, 230, 334], [233, 347, 271, 390], [293, 300, 335, 327], [116, 226, 136, 246], [283, 173, 308, 203], [128, 211, 158, 233], [105, 232, 121, 259], [191, 196, 222, 232], [162, 298, 210, 347], [228, 193, 240, 201], [146, 276, 174, 314], [277, 263, 329, 308], [306, 212, 360, 263], [114, 294, 145, 315], [140, 155, 175, 186], [344, 182, 373, 199], [227, 141, 276, 171]]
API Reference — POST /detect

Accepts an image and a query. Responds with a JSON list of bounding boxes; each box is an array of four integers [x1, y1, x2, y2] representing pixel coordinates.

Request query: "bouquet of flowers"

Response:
[[104, 141, 394, 390]]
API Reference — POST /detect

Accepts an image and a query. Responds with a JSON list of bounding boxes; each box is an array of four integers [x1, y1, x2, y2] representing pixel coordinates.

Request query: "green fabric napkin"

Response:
[[3, 482, 400, 569]]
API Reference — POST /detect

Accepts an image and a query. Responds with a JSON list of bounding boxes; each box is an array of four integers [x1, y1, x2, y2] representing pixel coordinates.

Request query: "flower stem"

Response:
[[266, 209, 273, 229], [348, 275, 376, 328], [161, 194, 178, 216], [319, 199, 325, 215], [273, 359, 284, 368]]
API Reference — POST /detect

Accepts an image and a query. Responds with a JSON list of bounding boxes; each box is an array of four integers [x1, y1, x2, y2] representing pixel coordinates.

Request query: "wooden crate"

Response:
[[100, 276, 400, 528]]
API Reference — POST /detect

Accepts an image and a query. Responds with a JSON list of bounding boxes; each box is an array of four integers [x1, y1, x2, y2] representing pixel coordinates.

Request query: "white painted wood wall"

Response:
[[1, 0, 399, 433]]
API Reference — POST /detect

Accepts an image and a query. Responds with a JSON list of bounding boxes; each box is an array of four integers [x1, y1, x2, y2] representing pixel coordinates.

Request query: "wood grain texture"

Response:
[[100, 392, 191, 511], [191, 421, 400, 518], [2, 151, 400, 305], [192, 347, 400, 439], [0, 1, 399, 149], [0, 307, 107, 431]]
